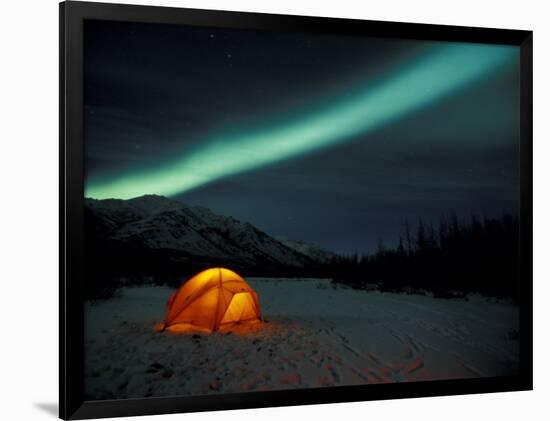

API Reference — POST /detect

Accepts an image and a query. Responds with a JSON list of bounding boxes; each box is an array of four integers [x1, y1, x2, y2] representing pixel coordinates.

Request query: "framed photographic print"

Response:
[[60, 1, 533, 419]]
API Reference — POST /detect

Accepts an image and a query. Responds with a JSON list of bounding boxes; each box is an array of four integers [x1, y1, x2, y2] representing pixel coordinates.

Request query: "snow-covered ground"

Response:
[[84, 278, 519, 400]]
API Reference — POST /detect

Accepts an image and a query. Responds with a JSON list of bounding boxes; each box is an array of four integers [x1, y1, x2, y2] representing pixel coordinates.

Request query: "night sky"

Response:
[[84, 20, 520, 254]]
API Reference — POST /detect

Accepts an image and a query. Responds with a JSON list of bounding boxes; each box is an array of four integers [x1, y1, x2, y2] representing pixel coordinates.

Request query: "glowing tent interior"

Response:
[[158, 268, 261, 333]]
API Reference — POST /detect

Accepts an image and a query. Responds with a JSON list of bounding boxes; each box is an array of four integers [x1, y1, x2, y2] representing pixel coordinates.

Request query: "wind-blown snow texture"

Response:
[[84, 279, 519, 400]]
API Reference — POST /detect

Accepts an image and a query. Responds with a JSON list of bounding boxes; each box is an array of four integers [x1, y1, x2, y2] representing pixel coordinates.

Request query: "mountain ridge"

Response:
[[85, 195, 335, 278]]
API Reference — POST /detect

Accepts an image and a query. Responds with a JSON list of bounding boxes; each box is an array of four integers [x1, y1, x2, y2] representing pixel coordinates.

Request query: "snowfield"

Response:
[[84, 278, 519, 400]]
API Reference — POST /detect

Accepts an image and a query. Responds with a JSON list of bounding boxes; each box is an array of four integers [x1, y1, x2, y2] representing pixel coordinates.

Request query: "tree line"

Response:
[[327, 213, 520, 301]]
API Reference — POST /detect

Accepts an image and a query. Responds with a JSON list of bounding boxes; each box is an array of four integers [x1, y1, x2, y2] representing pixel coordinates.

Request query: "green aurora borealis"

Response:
[[84, 42, 517, 201]]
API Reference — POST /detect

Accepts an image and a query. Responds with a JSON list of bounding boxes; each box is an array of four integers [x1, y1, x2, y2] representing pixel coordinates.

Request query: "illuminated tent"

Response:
[[159, 268, 261, 333]]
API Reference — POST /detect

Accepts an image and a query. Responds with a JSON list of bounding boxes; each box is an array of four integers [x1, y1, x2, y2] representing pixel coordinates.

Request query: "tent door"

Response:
[[220, 292, 257, 325]]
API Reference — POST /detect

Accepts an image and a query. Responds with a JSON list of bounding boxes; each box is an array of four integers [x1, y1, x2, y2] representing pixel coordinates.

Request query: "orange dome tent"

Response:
[[159, 268, 261, 333]]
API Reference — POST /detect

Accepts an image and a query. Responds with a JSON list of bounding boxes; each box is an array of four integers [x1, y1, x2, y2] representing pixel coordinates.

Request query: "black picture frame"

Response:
[[59, 1, 533, 419]]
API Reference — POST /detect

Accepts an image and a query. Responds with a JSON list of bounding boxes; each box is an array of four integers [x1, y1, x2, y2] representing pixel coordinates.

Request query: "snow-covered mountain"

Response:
[[85, 195, 325, 271], [276, 237, 336, 263]]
